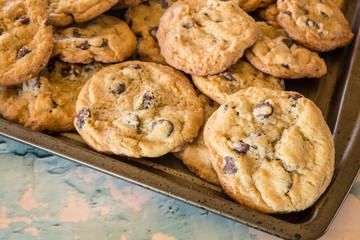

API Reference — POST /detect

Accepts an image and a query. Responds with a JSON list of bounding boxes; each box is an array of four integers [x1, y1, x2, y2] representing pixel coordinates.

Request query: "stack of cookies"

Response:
[[0, 0, 354, 214]]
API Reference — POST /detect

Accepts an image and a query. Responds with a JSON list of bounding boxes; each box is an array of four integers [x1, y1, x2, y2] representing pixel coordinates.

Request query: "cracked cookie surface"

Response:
[[74, 61, 204, 158], [125, 0, 177, 64], [0, 59, 105, 132], [157, 0, 257, 76], [192, 58, 284, 104], [52, 15, 137, 64], [0, 0, 54, 86], [277, 0, 353, 52], [245, 22, 327, 79], [174, 93, 220, 185], [59, 0, 118, 23], [204, 87, 334, 213]]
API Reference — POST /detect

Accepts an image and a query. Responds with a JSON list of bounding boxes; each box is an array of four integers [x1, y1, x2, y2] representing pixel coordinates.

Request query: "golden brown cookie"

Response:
[[204, 87, 334, 213]]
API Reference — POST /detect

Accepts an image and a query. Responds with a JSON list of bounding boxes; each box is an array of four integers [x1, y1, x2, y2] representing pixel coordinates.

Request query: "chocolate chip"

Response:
[[61, 66, 79, 77], [17, 17, 30, 24], [99, 39, 108, 48], [234, 141, 250, 153], [125, 64, 142, 70], [51, 98, 58, 108], [73, 29, 82, 38], [306, 19, 320, 29], [77, 41, 90, 50], [254, 102, 273, 120], [152, 119, 174, 137], [84, 66, 92, 72], [282, 63, 289, 69], [135, 32, 143, 41], [17, 48, 31, 58], [282, 38, 294, 48], [128, 115, 141, 133], [320, 11, 328, 18], [223, 72, 236, 81], [223, 104, 228, 112], [33, 76, 41, 88], [252, 145, 258, 150], [289, 93, 302, 100], [160, 0, 170, 8], [183, 23, 192, 29], [149, 26, 158, 42], [215, 19, 223, 23], [0, 28, 3, 35], [142, 91, 154, 108], [111, 83, 126, 95], [204, 12, 210, 16], [223, 156, 238, 174], [76, 107, 91, 129], [284, 11, 292, 17]]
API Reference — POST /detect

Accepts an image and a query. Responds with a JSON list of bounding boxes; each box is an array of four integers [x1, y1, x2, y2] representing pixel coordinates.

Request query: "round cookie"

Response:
[[0, 0, 54, 86], [174, 94, 220, 185], [74, 61, 204, 158], [52, 15, 137, 64], [192, 58, 284, 105], [156, 0, 258, 76], [58, 0, 118, 23], [0, 59, 105, 132], [245, 22, 327, 79], [204, 87, 334, 213], [45, 0, 74, 27], [125, 0, 177, 64], [277, 0, 353, 52], [112, 0, 148, 9], [234, 0, 275, 12]]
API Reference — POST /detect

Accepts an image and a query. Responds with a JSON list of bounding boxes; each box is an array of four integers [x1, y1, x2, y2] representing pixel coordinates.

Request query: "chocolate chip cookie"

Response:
[[192, 58, 284, 104], [125, 0, 177, 64], [174, 93, 220, 185], [258, 3, 280, 26], [0, 59, 105, 132], [204, 87, 334, 213], [52, 15, 137, 64], [59, 0, 118, 23], [245, 22, 327, 79], [74, 61, 204, 158], [0, 0, 54, 86], [277, 0, 353, 52], [157, 0, 258, 76]]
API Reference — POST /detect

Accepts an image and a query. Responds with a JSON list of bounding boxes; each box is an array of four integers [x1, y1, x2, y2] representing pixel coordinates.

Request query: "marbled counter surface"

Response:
[[0, 136, 359, 240]]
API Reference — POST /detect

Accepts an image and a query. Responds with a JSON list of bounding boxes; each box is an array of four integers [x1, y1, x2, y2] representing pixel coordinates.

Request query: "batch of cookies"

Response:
[[0, 0, 354, 214]]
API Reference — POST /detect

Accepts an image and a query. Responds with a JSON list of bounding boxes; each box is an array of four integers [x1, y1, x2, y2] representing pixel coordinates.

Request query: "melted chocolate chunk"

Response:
[[17, 17, 30, 24], [125, 64, 142, 70], [51, 98, 58, 108], [160, 0, 170, 8], [223, 156, 238, 174], [111, 83, 126, 95], [77, 41, 90, 50], [289, 93, 302, 100], [17, 48, 31, 58], [149, 26, 158, 42], [61, 66, 79, 77], [223, 72, 236, 81], [135, 32, 143, 41], [282, 38, 294, 48], [76, 107, 91, 129], [255, 102, 273, 120], [234, 141, 250, 153], [152, 119, 174, 137], [128, 115, 141, 133], [99, 39, 108, 48], [183, 23, 192, 29], [305, 19, 320, 29], [320, 11, 329, 18], [142, 91, 154, 108], [73, 29, 82, 38], [284, 11, 292, 17]]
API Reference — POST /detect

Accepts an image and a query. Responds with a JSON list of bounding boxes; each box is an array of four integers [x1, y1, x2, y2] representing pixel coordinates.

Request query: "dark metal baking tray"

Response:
[[1, 1, 360, 239]]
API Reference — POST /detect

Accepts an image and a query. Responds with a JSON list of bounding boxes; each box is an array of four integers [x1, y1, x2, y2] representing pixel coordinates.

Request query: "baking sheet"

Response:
[[1, 1, 360, 239]]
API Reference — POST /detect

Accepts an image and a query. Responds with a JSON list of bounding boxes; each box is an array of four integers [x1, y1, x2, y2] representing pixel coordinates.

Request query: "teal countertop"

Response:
[[0, 136, 359, 240]]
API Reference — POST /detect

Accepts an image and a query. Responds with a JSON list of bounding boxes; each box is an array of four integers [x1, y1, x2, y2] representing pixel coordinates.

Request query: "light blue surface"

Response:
[[0, 136, 260, 240]]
